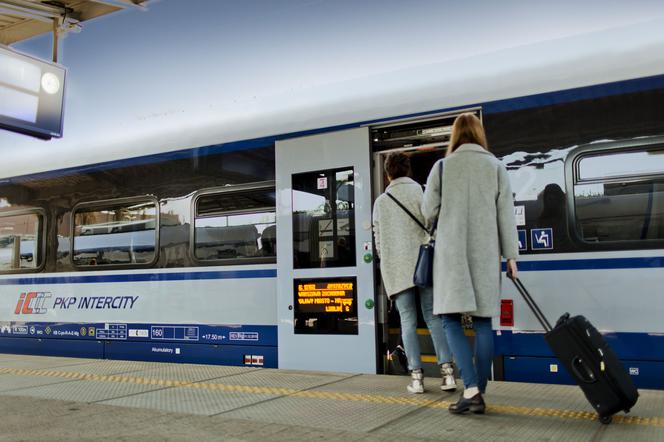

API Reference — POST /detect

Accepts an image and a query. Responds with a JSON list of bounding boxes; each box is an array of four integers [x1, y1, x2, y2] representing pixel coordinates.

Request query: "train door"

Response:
[[370, 110, 479, 375], [275, 127, 377, 373]]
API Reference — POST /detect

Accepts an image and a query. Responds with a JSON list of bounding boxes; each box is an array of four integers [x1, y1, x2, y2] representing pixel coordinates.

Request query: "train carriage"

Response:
[[1, 23, 664, 388]]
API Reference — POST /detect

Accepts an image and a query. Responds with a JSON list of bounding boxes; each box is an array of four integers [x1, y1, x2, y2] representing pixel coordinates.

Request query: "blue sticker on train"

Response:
[[0, 321, 277, 346], [518, 230, 527, 251], [531, 228, 553, 250]]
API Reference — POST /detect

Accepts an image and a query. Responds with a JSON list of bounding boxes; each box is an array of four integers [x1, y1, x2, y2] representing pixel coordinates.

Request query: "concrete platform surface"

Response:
[[0, 354, 662, 441]]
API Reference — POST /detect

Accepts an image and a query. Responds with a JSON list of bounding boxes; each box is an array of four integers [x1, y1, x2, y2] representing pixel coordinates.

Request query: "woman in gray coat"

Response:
[[373, 152, 456, 394], [422, 113, 519, 414]]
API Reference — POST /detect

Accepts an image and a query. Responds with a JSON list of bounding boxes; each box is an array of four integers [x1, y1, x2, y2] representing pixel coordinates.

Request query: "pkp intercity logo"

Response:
[[15, 292, 52, 315]]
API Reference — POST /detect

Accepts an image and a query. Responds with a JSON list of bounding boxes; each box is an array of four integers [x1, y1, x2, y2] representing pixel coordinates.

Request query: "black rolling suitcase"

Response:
[[510, 277, 638, 424]]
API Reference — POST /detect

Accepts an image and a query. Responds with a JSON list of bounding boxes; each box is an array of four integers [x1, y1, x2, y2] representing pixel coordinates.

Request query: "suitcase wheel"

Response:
[[599, 415, 612, 425]]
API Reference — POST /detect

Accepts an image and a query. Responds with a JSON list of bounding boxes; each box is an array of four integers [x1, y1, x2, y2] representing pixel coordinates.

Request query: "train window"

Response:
[[292, 167, 355, 269], [573, 147, 664, 244], [0, 210, 45, 272], [72, 198, 159, 267], [578, 150, 664, 181], [192, 183, 276, 263]]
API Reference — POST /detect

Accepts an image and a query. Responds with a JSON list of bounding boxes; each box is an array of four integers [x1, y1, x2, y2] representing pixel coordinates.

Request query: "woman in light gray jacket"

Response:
[[422, 113, 519, 414], [373, 152, 456, 394]]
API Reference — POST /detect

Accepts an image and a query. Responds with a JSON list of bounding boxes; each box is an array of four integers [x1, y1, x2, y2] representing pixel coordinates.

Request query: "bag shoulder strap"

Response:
[[432, 159, 444, 229], [385, 192, 428, 233]]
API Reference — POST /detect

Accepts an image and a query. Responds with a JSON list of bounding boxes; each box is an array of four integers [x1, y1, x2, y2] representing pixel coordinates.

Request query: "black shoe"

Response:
[[448, 392, 486, 414]]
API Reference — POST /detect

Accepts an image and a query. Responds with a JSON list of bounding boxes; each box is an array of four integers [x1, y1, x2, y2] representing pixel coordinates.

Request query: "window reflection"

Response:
[[575, 181, 664, 243], [578, 149, 664, 181], [194, 187, 276, 261], [0, 212, 42, 271], [575, 148, 664, 243], [292, 168, 355, 268], [73, 201, 157, 266], [502, 149, 571, 252]]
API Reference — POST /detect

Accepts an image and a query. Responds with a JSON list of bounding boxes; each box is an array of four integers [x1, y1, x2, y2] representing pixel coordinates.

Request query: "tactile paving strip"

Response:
[[208, 368, 352, 391], [101, 384, 277, 416], [36, 360, 157, 376], [220, 395, 425, 432], [312, 374, 450, 399], [373, 406, 600, 441], [0, 357, 93, 370], [127, 363, 258, 382], [487, 381, 591, 413], [0, 359, 663, 430], [5, 379, 163, 402], [0, 373, 81, 392]]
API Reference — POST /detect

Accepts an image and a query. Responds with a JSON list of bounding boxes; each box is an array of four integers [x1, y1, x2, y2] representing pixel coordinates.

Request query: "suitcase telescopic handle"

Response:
[[508, 275, 553, 332]]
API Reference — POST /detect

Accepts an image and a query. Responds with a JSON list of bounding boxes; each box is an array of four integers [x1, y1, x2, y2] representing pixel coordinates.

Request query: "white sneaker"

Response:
[[440, 362, 457, 392], [407, 369, 424, 394]]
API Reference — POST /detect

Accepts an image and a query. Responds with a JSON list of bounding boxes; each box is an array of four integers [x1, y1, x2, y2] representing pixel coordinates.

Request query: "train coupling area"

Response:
[[0, 354, 662, 441]]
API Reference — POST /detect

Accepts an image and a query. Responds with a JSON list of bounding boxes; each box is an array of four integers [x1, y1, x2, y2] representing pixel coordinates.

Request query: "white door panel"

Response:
[[276, 127, 376, 373]]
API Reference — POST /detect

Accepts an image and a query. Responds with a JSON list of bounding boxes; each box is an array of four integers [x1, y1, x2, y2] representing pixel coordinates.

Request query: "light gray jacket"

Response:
[[422, 144, 519, 317], [373, 177, 429, 298]]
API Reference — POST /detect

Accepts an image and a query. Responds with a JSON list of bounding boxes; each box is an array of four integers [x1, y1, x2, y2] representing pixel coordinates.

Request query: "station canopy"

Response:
[[0, 0, 146, 45]]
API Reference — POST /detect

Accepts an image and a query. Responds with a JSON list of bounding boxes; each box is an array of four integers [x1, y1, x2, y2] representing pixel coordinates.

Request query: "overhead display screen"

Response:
[[294, 277, 357, 335], [0, 46, 66, 140]]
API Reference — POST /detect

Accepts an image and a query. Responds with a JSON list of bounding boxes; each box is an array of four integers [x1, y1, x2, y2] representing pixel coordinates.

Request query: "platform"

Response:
[[0, 354, 662, 441]]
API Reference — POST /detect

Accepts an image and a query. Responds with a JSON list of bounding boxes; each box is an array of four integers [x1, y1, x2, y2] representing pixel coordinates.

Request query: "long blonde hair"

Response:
[[446, 113, 488, 157]]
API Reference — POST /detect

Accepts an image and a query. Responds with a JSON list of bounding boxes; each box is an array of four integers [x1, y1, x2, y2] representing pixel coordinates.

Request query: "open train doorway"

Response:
[[370, 109, 481, 376]]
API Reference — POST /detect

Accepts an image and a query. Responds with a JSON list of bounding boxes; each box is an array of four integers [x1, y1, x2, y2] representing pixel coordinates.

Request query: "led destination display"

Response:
[[293, 277, 357, 335], [296, 281, 354, 313]]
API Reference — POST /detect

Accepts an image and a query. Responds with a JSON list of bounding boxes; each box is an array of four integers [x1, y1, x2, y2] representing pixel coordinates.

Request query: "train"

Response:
[[1, 21, 663, 388]]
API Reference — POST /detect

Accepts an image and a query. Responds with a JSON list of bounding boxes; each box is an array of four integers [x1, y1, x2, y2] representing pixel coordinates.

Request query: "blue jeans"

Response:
[[442, 314, 493, 393], [395, 287, 453, 371]]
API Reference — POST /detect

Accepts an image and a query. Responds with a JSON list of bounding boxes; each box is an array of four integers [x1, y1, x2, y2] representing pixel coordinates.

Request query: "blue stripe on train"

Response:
[[504, 256, 664, 271], [1, 256, 662, 287], [1, 322, 278, 347], [495, 330, 664, 361], [0, 337, 278, 368], [4, 74, 664, 184], [501, 355, 664, 390], [0, 268, 277, 285], [0, 322, 279, 367], [495, 330, 664, 389]]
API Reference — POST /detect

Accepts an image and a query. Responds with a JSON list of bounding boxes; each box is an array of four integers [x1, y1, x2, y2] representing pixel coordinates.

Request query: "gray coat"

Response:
[[422, 144, 519, 317], [373, 177, 429, 298]]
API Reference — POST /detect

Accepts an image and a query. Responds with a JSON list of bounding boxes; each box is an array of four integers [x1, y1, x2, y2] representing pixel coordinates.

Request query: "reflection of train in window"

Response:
[[0, 209, 44, 271], [72, 197, 158, 267], [192, 183, 276, 263], [292, 168, 355, 269], [1, 40, 664, 386], [571, 145, 664, 246]]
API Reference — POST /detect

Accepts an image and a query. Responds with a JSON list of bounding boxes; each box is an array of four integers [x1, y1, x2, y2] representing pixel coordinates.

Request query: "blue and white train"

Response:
[[1, 21, 664, 388]]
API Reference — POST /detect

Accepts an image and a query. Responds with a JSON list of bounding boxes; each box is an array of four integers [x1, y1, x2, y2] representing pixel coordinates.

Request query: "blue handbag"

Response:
[[386, 160, 443, 288], [413, 239, 435, 288]]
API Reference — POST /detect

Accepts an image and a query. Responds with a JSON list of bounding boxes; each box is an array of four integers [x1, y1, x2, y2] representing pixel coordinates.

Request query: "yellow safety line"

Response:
[[1, 367, 662, 427]]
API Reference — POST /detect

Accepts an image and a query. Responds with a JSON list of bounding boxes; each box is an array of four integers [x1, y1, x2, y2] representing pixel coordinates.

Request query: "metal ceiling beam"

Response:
[[0, 1, 81, 23], [89, 0, 146, 8], [1, 0, 80, 19], [0, 0, 147, 45]]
